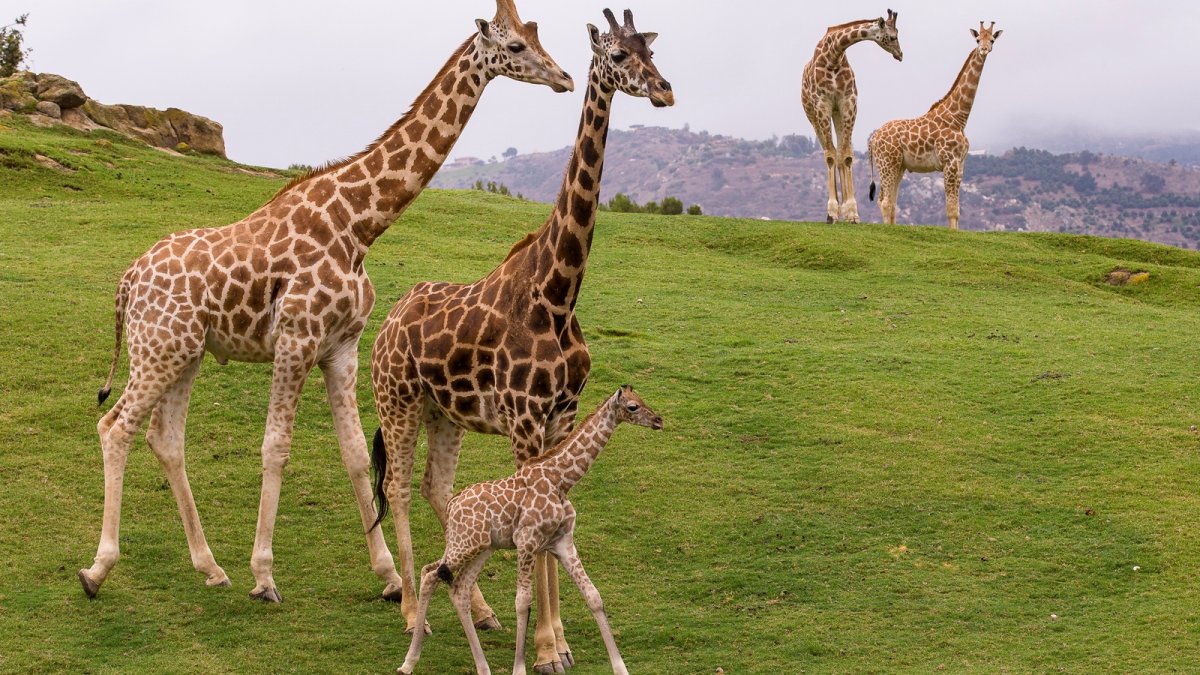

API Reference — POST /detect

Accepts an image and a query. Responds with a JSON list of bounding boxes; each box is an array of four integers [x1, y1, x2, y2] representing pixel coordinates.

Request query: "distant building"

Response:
[[448, 157, 484, 168]]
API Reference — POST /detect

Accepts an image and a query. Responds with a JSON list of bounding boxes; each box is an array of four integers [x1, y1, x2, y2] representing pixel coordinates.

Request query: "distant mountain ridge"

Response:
[[431, 126, 1200, 249]]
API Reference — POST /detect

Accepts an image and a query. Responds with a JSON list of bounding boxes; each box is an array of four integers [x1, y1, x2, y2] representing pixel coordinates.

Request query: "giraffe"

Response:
[[77, 0, 574, 604], [390, 385, 663, 675], [801, 10, 902, 224], [369, 8, 672, 672], [868, 22, 1003, 230]]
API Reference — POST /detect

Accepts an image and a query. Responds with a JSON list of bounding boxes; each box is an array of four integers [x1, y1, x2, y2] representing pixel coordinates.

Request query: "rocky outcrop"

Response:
[[0, 71, 226, 158]]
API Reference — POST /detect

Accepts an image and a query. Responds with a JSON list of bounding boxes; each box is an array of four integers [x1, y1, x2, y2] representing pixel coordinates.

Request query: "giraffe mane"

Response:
[[524, 409, 601, 466], [503, 229, 540, 261], [824, 19, 875, 33], [267, 35, 475, 205], [927, 48, 976, 113]]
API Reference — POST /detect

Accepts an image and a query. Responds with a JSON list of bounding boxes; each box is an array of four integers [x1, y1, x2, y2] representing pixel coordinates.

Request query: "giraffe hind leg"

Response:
[[81, 349, 198, 597], [145, 357, 229, 588]]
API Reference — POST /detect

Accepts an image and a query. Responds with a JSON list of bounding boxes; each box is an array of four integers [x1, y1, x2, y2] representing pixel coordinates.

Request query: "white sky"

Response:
[[12, 1, 1200, 167]]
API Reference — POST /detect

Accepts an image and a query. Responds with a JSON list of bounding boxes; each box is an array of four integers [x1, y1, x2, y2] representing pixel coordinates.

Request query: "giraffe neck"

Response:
[[929, 49, 988, 130], [813, 22, 873, 70], [506, 60, 613, 313], [538, 395, 620, 493], [288, 36, 491, 253]]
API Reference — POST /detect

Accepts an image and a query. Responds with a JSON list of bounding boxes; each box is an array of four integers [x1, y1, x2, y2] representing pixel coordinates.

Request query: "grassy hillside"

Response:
[[3, 117, 1200, 673]]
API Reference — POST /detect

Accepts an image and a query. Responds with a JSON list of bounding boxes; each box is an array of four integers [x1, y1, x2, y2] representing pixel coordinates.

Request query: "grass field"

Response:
[[2, 117, 1200, 673]]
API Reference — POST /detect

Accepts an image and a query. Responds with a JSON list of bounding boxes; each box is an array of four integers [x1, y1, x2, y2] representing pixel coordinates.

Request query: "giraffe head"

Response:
[[969, 21, 1003, 56], [587, 8, 675, 108], [868, 9, 903, 62], [613, 385, 664, 430], [475, 0, 575, 93]]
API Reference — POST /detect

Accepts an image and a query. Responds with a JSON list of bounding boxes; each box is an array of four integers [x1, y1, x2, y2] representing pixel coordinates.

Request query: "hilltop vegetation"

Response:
[[3, 118, 1200, 672], [432, 126, 1200, 248]]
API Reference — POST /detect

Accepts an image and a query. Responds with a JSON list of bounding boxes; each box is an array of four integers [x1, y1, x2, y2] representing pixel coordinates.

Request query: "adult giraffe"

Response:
[[79, 0, 573, 604], [868, 22, 1003, 229], [370, 9, 672, 672], [801, 9, 902, 224]]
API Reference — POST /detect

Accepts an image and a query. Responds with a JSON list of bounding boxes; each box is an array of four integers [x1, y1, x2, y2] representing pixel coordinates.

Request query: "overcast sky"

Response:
[[13, 1, 1200, 168]]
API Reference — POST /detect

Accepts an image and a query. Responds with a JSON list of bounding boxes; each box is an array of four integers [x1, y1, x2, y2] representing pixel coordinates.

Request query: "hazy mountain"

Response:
[[432, 126, 1200, 249]]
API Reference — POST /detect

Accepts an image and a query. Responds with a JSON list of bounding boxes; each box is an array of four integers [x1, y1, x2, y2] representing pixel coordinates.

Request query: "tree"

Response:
[[503, 147, 518, 160], [0, 14, 31, 78], [607, 193, 639, 213], [686, 204, 703, 216], [1140, 172, 1166, 195], [661, 196, 684, 215], [643, 200, 661, 214]]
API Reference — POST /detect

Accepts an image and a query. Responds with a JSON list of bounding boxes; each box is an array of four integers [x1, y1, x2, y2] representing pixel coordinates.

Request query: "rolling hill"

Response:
[[3, 116, 1200, 672]]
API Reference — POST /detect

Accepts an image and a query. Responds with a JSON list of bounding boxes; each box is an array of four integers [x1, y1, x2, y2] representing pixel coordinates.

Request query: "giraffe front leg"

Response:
[[249, 335, 319, 603], [533, 553, 566, 674], [833, 104, 860, 224], [319, 345, 403, 602], [838, 156, 860, 224], [398, 561, 443, 675], [808, 113, 839, 223], [145, 358, 229, 589], [944, 163, 963, 230], [553, 536, 627, 675], [512, 546, 538, 675]]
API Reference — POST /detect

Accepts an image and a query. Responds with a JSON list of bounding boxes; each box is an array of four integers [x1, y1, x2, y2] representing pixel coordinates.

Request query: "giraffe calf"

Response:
[[394, 385, 663, 675]]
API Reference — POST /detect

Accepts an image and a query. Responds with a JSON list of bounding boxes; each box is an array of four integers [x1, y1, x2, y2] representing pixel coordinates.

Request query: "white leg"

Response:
[[249, 334, 318, 602], [451, 552, 494, 675], [80, 357, 185, 597], [145, 358, 229, 588], [319, 345, 403, 600], [553, 538, 626, 675], [398, 561, 443, 674], [513, 548, 537, 675], [378, 399, 425, 632]]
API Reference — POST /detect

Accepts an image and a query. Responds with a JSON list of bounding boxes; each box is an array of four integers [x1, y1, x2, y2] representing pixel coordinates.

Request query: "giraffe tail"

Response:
[[867, 132, 878, 202], [98, 270, 132, 406], [369, 427, 389, 532], [437, 563, 453, 584]]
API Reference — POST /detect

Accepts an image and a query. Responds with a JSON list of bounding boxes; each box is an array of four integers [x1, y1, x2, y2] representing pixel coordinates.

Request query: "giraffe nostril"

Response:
[[658, 80, 672, 92]]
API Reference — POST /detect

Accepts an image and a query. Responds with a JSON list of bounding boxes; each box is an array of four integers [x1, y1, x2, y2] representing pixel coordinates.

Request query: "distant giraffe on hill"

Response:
[[801, 10, 903, 224], [78, 0, 572, 603], [868, 22, 1003, 230]]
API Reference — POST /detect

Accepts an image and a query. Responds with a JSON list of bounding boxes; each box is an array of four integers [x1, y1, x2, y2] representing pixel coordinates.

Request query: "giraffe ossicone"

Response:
[[801, 10, 903, 225], [868, 22, 1003, 230], [369, 8, 672, 673], [390, 386, 663, 675], [78, 0, 572, 604]]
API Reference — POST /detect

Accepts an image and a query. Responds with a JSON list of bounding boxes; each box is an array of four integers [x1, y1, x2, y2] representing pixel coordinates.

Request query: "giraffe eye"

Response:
[[508, 42, 526, 54], [626, 404, 639, 412], [611, 51, 627, 64]]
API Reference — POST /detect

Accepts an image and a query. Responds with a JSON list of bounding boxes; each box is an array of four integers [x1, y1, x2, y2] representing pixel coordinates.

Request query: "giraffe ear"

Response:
[[877, 17, 886, 28], [588, 23, 603, 53], [993, 29, 1003, 39], [476, 19, 496, 43], [969, 28, 979, 39], [641, 32, 658, 47]]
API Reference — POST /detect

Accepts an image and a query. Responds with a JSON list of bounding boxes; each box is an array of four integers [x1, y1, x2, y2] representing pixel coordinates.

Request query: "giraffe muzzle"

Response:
[[649, 80, 674, 108]]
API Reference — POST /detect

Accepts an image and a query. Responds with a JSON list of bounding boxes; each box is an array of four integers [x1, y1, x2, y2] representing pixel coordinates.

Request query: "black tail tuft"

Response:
[[368, 428, 389, 532], [437, 563, 454, 583], [97, 387, 111, 406], [869, 182, 877, 202]]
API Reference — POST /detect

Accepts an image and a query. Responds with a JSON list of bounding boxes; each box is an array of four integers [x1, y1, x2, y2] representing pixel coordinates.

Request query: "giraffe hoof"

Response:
[[397, 665, 415, 675], [474, 614, 503, 631], [382, 583, 403, 603], [826, 215, 835, 224], [250, 586, 283, 603], [404, 622, 432, 636], [534, 661, 565, 674], [78, 569, 100, 598], [559, 651, 575, 667], [207, 576, 232, 588]]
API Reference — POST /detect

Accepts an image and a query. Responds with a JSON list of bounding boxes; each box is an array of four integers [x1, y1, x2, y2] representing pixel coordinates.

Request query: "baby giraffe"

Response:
[[394, 386, 663, 675]]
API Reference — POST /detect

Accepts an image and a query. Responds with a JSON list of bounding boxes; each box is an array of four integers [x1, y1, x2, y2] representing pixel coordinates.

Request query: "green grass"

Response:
[[3, 116, 1200, 673]]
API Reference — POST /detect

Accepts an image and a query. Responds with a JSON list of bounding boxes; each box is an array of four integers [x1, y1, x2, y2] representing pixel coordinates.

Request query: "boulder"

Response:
[[0, 71, 38, 111], [79, 101, 226, 157], [35, 73, 87, 109], [35, 100, 61, 119]]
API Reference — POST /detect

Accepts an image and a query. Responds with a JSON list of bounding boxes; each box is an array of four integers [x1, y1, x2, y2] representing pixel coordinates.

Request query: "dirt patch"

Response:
[[33, 154, 74, 173], [1105, 267, 1150, 286]]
